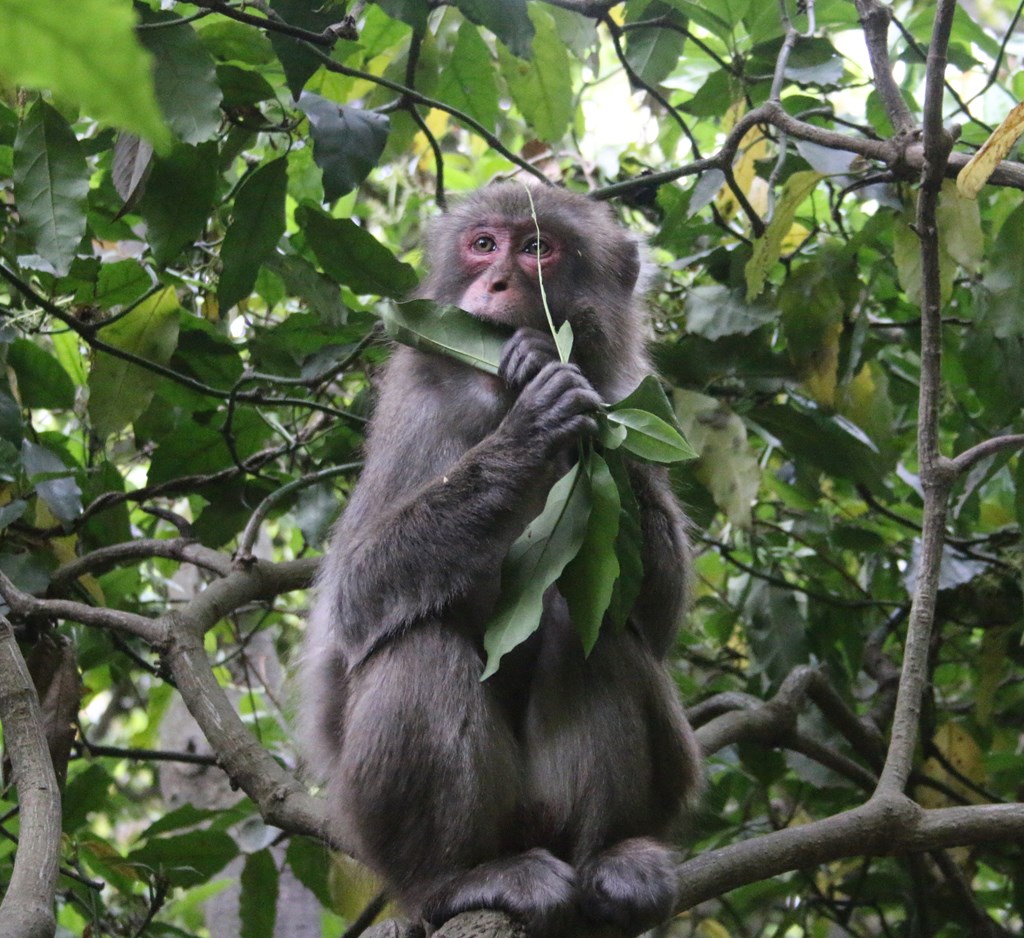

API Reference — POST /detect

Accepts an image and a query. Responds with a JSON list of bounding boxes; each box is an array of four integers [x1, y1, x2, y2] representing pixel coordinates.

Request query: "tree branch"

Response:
[[875, 0, 958, 798], [48, 539, 233, 596], [0, 616, 60, 938], [673, 797, 1024, 913], [158, 625, 329, 845], [0, 571, 168, 645], [854, 0, 917, 135], [951, 434, 1024, 476]]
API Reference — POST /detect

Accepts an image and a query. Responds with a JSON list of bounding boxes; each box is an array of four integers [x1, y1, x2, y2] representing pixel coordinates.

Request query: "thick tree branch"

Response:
[[159, 625, 329, 845], [0, 616, 60, 938], [673, 797, 1024, 913], [693, 667, 880, 791]]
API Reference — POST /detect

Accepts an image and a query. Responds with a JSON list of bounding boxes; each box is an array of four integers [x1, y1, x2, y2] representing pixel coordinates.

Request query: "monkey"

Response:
[[300, 183, 702, 937]]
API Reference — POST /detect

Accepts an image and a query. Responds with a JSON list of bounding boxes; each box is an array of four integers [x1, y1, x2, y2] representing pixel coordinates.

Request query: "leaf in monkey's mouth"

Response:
[[381, 299, 508, 375]]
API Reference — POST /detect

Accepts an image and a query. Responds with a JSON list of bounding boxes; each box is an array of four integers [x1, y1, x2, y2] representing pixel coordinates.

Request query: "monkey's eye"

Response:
[[522, 237, 551, 257], [471, 235, 497, 253]]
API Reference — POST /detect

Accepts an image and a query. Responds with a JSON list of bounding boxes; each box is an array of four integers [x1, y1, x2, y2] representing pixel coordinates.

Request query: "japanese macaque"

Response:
[[301, 183, 701, 936]]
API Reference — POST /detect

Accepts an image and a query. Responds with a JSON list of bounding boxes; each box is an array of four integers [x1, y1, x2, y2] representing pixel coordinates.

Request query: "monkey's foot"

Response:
[[423, 848, 577, 937], [579, 838, 680, 934]]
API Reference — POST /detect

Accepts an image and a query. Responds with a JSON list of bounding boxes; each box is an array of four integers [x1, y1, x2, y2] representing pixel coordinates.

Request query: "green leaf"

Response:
[[437, 21, 501, 132], [87, 287, 181, 438], [376, 0, 429, 31], [196, 18, 275, 65], [148, 410, 267, 487], [142, 804, 243, 839], [298, 205, 418, 298], [975, 202, 1024, 339], [607, 409, 697, 464], [892, 210, 925, 306], [746, 170, 823, 299], [0, 0, 171, 150], [457, 0, 534, 58], [756, 396, 886, 489], [497, 7, 573, 142], [139, 142, 220, 266], [603, 450, 644, 629], [937, 179, 983, 273], [296, 94, 389, 202], [50, 330, 87, 385], [683, 285, 779, 339], [138, 11, 222, 145], [658, 0, 732, 38], [483, 464, 590, 678], [22, 440, 82, 522], [269, 0, 338, 98], [13, 100, 89, 276], [611, 374, 683, 429], [218, 158, 289, 311], [264, 253, 350, 325], [778, 254, 846, 406], [625, 2, 687, 86], [0, 501, 27, 533], [284, 838, 332, 908], [130, 830, 238, 889], [0, 390, 23, 445], [554, 319, 574, 363], [382, 300, 506, 374], [674, 389, 760, 528], [8, 340, 75, 409], [240, 850, 279, 938], [560, 452, 621, 654], [217, 64, 276, 108], [73, 259, 151, 309]]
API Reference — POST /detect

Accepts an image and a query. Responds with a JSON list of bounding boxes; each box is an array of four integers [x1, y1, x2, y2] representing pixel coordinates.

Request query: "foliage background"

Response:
[[0, 1, 1023, 936]]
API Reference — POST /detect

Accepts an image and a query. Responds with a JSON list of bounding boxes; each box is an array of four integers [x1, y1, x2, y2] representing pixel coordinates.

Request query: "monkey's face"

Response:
[[454, 220, 567, 328]]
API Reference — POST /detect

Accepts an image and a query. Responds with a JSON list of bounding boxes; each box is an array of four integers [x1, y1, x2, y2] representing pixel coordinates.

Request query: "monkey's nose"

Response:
[[489, 278, 508, 293]]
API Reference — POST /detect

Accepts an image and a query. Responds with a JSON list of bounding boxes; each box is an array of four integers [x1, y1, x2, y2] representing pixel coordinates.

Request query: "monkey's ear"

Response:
[[615, 240, 642, 292]]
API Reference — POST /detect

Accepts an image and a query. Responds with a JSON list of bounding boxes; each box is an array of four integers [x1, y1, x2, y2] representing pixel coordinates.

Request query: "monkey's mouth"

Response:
[[465, 308, 519, 333]]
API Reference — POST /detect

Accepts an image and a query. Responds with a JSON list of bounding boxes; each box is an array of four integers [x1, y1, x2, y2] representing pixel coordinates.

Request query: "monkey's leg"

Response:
[[334, 625, 576, 934], [577, 837, 680, 934], [525, 627, 697, 935], [421, 848, 577, 937]]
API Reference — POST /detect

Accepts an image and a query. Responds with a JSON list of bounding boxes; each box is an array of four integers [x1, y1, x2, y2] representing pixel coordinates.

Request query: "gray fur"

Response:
[[300, 184, 701, 937]]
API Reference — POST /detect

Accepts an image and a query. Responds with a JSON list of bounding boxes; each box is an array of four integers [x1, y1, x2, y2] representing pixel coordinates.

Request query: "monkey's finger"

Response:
[[527, 361, 601, 406], [500, 329, 560, 391]]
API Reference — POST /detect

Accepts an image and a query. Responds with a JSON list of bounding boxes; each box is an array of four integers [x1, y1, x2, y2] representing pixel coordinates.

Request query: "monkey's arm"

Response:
[[627, 463, 692, 659], [318, 342, 600, 658]]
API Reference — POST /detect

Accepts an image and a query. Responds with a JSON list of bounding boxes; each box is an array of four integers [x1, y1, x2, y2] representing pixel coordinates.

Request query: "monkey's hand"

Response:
[[499, 327, 560, 393], [499, 327, 601, 452]]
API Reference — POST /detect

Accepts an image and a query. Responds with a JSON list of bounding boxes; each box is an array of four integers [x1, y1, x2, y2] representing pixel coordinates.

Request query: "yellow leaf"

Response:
[[329, 854, 392, 923], [714, 108, 771, 222], [916, 722, 985, 809], [745, 171, 823, 299], [801, 320, 842, 408], [976, 627, 1010, 727], [416, 110, 450, 170], [698, 919, 732, 938], [957, 101, 1024, 199], [34, 501, 105, 604]]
